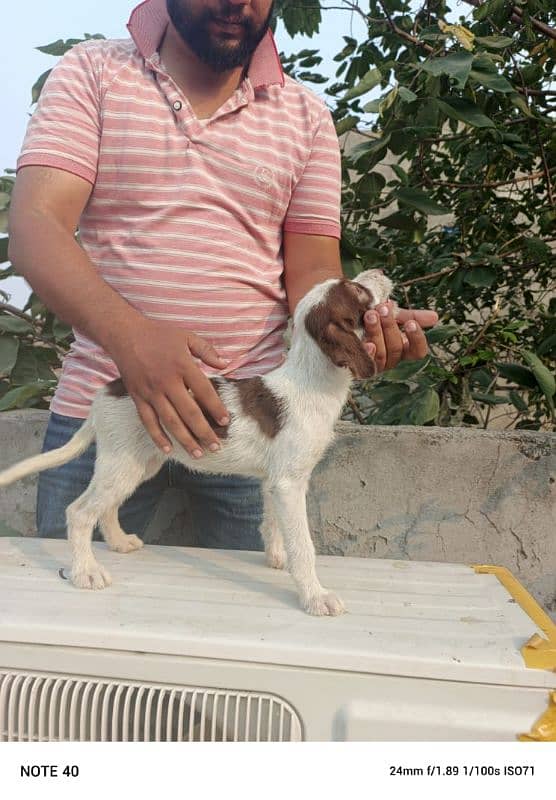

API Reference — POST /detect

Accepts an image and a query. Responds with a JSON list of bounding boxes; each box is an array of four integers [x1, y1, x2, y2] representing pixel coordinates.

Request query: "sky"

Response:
[[1, 0, 368, 307]]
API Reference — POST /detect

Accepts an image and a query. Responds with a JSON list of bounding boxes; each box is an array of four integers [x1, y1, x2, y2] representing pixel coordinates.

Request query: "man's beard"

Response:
[[166, 1, 274, 72]]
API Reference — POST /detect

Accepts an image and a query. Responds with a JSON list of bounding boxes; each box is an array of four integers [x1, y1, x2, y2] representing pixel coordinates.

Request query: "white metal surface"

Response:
[[0, 671, 301, 742], [0, 537, 551, 689]]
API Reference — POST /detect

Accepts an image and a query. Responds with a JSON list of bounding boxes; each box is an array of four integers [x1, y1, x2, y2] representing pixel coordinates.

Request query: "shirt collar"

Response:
[[127, 0, 284, 89]]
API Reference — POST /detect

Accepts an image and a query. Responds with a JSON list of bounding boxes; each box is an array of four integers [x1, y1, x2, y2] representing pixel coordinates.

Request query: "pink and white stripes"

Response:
[[17, 0, 341, 418]]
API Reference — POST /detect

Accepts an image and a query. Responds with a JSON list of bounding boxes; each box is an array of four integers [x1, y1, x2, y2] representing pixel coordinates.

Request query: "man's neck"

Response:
[[159, 23, 246, 118]]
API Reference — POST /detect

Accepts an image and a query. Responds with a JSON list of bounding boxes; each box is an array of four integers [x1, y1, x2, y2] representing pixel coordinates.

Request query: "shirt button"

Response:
[[173, 100, 182, 111]]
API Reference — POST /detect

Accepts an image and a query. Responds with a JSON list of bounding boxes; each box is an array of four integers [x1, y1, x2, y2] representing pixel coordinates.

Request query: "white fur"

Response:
[[0, 270, 392, 615]]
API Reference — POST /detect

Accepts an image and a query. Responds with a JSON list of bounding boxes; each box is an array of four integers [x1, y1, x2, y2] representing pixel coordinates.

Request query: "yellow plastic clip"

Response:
[[522, 633, 556, 672], [473, 565, 556, 672], [518, 691, 556, 742]]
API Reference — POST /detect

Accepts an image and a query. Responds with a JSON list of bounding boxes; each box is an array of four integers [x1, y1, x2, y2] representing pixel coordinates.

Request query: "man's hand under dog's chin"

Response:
[[362, 301, 439, 373]]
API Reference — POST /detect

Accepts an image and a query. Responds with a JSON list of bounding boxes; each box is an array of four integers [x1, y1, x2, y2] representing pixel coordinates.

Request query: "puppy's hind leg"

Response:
[[67, 456, 150, 590], [99, 456, 165, 554]]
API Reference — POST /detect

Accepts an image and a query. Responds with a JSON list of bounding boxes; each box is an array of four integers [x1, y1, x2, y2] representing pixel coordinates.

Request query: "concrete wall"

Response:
[[1, 410, 554, 616]]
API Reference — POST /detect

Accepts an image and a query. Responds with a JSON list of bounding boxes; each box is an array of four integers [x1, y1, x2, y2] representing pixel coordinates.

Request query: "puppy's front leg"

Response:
[[260, 482, 287, 570], [267, 479, 345, 616]]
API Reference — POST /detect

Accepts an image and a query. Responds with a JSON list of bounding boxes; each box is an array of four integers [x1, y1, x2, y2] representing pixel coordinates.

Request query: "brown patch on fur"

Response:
[[107, 378, 128, 397], [304, 280, 376, 379], [236, 376, 285, 439]]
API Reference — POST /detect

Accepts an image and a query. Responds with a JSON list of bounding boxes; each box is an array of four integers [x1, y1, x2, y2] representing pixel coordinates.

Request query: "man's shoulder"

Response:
[[69, 36, 137, 64], [273, 73, 330, 124], [281, 73, 328, 108]]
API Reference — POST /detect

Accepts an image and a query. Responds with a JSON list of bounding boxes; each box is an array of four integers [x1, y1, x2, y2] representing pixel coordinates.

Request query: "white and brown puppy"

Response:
[[0, 269, 393, 615]]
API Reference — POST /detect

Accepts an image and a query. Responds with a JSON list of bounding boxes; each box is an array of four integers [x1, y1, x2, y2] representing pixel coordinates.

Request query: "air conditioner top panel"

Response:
[[0, 537, 553, 688]]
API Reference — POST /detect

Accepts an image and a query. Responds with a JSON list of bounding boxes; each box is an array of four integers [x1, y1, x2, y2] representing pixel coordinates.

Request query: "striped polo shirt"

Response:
[[17, 0, 342, 418]]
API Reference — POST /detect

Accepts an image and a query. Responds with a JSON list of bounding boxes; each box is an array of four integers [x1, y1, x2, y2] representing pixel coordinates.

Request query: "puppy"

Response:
[[0, 269, 393, 615]]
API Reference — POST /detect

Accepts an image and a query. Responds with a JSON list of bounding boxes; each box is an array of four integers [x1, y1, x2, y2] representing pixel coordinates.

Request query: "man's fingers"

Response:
[[185, 369, 230, 428], [152, 393, 208, 458], [376, 303, 404, 370], [364, 310, 386, 372], [188, 333, 230, 370], [396, 308, 439, 328], [403, 320, 429, 360], [168, 383, 224, 453], [134, 398, 173, 454]]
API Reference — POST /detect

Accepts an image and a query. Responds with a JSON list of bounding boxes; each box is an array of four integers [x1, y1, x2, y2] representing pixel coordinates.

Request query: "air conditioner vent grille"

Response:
[[0, 671, 302, 742]]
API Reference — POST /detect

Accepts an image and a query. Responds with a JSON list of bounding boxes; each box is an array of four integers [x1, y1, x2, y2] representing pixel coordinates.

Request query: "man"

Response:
[[8, 0, 437, 548]]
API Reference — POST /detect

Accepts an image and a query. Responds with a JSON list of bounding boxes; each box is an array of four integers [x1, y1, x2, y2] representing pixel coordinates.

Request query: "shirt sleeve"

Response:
[[17, 42, 102, 185], [283, 106, 342, 239]]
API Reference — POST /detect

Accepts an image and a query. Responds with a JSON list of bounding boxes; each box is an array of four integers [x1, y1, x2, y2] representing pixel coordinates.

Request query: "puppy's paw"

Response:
[[71, 561, 112, 590], [265, 547, 287, 570], [304, 590, 346, 617], [110, 534, 144, 554]]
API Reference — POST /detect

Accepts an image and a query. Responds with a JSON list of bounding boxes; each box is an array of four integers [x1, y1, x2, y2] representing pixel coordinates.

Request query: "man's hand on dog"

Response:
[[109, 319, 230, 457], [363, 301, 439, 372]]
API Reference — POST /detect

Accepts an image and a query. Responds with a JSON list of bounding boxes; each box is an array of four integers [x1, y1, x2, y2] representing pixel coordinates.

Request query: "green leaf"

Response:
[[0, 336, 19, 375], [522, 350, 555, 405], [537, 334, 556, 357], [31, 69, 52, 104], [357, 172, 386, 201], [0, 315, 34, 335], [343, 68, 382, 100], [379, 87, 398, 115], [397, 188, 450, 216], [335, 115, 358, 136], [363, 99, 381, 113], [369, 383, 411, 405], [10, 346, 56, 385], [378, 212, 417, 231], [36, 38, 83, 56], [509, 390, 529, 413], [472, 392, 506, 405], [463, 267, 497, 287], [52, 318, 73, 342], [0, 383, 48, 411], [495, 362, 537, 388], [380, 357, 430, 382], [0, 237, 8, 263], [508, 92, 533, 117], [437, 97, 495, 128], [474, 35, 514, 49], [390, 164, 409, 185], [349, 134, 391, 162], [398, 87, 418, 103], [469, 56, 514, 93], [426, 325, 460, 344], [419, 53, 474, 89], [405, 388, 440, 424]]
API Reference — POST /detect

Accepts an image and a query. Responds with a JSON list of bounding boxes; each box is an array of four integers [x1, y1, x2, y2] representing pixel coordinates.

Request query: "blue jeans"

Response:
[[36, 412, 263, 550]]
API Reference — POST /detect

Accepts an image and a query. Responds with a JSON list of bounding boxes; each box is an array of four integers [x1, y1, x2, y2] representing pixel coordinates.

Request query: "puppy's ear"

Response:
[[322, 321, 376, 379]]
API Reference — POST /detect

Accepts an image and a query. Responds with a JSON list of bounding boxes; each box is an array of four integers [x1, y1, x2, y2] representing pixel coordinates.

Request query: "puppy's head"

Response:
[[298, 269, 393, 379]]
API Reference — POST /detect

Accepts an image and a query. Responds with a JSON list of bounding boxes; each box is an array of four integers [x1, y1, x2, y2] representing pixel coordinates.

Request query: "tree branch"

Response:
[[462, 0, 556, 40]]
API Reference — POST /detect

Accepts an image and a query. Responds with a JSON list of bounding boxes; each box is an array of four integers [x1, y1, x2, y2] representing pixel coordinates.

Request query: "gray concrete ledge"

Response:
[[1, 410, 554, 616]]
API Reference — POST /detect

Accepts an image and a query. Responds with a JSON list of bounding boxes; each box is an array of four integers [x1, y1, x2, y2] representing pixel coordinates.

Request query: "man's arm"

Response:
[[283, 232, 343, 313], [8, 166, 230, 456]]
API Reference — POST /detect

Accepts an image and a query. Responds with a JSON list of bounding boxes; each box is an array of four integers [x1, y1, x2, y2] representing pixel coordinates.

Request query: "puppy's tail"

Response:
[[0, 417, 95, 487]]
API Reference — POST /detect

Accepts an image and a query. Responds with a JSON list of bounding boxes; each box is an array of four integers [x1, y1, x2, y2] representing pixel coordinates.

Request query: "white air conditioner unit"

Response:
[[1, 537, 554, 742]]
